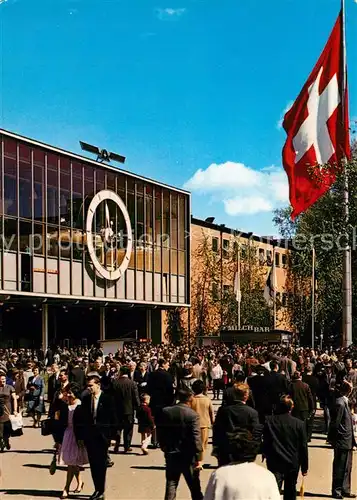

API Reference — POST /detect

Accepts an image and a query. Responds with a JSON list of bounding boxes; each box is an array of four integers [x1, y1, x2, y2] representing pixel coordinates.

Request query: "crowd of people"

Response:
[[1, 341, 357, 499]]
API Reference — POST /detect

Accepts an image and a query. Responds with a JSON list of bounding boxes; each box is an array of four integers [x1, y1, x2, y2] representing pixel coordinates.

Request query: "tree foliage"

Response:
[[273, 158, 357, 345]]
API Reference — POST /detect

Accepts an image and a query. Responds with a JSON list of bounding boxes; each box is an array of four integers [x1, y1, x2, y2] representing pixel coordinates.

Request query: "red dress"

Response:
[[137, 404, 155, 434]]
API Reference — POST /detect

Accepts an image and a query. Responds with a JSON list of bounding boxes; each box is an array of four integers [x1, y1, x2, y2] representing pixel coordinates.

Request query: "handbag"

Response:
[[4, 407, 23, 437], [40, 418, 53, 436]]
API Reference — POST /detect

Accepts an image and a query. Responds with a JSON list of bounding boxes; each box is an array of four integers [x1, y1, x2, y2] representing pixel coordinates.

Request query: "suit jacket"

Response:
[[47, 373, 61, 404], [159, 403, 202, 461], [74, 391, 117, 443], [265, 372, 289, 413], [289, 380, 314, 413], [302, 374, 319, 409], [70, 367, 86, 391], [133, 370, 149, 394], [213, 401, 262, 452], [147, 369, 174, 410], [328, 396, 356, 450], [263, 413, 308, 474], [112, 376, 140, 417], [191, 394, 214, 428]]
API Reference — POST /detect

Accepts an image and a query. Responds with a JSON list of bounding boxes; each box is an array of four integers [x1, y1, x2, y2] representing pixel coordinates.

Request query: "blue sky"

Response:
[[1, 0, 356, 235]]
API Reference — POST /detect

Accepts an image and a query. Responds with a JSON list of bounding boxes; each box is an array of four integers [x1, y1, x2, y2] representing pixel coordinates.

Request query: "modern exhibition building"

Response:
[[0, 129, 190, 348]]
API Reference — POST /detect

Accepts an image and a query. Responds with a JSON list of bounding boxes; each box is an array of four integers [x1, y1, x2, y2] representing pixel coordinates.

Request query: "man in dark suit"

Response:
[[147, 358, 174, 447], [265, 360, 289, 415], [70, 360, 86, 392], [213, 382, 262, 466], [159, 389, 203, 500], [112, 366, 140, 453], [47, 363, 61, 405], [263, 395, 308, 500], [328, 381, 356, 499], [74, 374, 117, 500], [289, 371, 314, 432], [302, 367, 319, 442], [247, 365, 270, 423]]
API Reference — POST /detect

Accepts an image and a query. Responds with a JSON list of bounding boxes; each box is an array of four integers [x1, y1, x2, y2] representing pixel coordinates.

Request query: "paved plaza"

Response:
[[1, 405, 357, 500]]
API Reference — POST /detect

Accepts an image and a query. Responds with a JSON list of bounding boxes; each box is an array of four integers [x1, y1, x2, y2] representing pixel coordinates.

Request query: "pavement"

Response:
[[0, 401, 356, 500]]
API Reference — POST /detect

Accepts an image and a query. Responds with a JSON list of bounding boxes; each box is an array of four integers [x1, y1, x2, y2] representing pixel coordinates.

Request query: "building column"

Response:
[[42, 303, 48, 351], [99, 306, 106, 341], [146, 309, 152, 340]]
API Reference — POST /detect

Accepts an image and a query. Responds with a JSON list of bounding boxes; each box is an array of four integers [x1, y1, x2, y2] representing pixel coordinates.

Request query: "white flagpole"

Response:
[[273, 245, 277, 330], [341, 0, 353, 347], [311, 245, 315, 350], [237, 238, 241, 330]]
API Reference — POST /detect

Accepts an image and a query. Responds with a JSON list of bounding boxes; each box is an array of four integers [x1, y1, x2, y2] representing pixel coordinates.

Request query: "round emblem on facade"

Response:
[[86, 189, 133, 281]]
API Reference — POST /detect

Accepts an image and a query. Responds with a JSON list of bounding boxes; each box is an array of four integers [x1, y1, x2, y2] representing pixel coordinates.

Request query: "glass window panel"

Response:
[[33, 223, 45, 255], [60, 160, 70, 226], [179, 251, 185, 275], [4, 138, 17, 158], [4, 157, 17, 216], [47, 153, 58, 170], [19, 144, 30, 161], [171, 194, 178, 249], [47, 164, 58, 225], [19, 161, 32, 219], [136, 185, 144, 246], [84, 166, 94, 216], [179, 196, 185, 250], [162, 247, 170, 273], [171, 249, 178, 275], [34, 148, 45, 166], [145, 194, 153, 246], [19, 221, 32, 252], [96, 169, 105, 193], [163, 190, 170, 247], [73, 230, 83, 260], [155, 189, 162, 247], [155, 244, 161, 272], [34, 165, 44, 222], [47, 225, 59, 257], [72, 163, 83, 228], [4, 218, 17, 251], [107, 172, 115, 190], [145, 247, 153, 272], [117, 174, 126, 195]]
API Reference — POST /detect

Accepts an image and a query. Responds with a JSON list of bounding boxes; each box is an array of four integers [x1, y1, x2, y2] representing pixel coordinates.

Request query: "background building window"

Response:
[[275, 252, 280, 267], [223, 239, 229, 258], [282, 254, 287, 267], [266, 250, 272, 266], [259, 248, 265, 265], [282, 293, 288, 307], [223, 284, 230, 296], [212, 237, 219, 253]]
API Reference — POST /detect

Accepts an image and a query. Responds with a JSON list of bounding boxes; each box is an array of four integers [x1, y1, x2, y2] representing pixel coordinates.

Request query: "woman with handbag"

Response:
[[0, 372, 18, 452], [55, 384, 88, 499], [26, 365, 45, 428]]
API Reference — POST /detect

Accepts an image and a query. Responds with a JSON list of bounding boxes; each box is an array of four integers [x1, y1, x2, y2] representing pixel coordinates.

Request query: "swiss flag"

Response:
[[282, 11, 350, 219]]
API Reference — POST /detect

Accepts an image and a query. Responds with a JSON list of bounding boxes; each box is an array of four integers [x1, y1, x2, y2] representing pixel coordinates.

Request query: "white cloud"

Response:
[[156, 7, 186, 19], [0, 0, 8, 5], [184, 161, 289, 217], [277, 101, 294, 130]]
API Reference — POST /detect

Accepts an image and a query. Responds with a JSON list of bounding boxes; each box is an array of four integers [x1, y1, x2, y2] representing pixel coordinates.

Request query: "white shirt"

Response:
[[204, 462, 280, 500], [211, 365, 223, 380]]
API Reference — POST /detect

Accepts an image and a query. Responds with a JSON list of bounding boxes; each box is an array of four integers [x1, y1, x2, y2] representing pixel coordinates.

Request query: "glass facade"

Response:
[[0, 131, 190, 305]]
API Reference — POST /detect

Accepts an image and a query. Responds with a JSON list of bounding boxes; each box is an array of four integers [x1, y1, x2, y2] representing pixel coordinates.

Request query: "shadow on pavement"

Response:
[[23, 463, 67, 471], [7, 449, 54, 454], [0, 490, 60, 497], [131, 465, 165, 471], [299, 493, 331, 498], [308, 445, 332, 449]]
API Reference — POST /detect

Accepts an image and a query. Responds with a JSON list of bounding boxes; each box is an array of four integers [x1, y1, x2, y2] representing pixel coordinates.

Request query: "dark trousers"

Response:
[[332, 448, 353, 496], [85, 437, 109, 495], [307, 410, 315, 442], [212, 379, 222, 399], [271, 469, 299, 500], [116, 414, 134, 450], [164, 454, 203, 500]]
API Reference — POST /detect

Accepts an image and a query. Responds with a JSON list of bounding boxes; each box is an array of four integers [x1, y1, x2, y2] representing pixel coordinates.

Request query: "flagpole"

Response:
[[273, 243, 277, 330], [237, 237, 241, 330], [311, 245, 315, 350], [341, 0, 353, 347]]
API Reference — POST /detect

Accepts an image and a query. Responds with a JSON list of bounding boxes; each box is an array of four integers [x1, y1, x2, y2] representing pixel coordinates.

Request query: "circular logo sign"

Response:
[[86, 189, 133, 281]]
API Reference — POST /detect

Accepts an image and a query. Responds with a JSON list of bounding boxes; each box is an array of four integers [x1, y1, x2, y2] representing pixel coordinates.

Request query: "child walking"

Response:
[[137, 394, 155, 455]]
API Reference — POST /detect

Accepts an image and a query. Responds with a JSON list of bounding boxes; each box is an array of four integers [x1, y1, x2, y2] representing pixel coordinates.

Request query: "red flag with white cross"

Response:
[[282, 11, 350, 219]]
